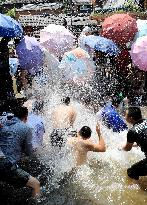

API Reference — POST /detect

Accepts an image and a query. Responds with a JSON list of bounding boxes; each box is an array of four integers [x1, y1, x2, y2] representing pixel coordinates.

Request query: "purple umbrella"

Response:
[[16, 36, 44, 75]]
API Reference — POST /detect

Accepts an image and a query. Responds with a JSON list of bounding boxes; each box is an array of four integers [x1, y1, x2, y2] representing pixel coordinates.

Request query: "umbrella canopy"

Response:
[[101, 14, 138, 45], [59, 47, 95, 84], [16, 36, 44, 75], [134, 19, 147, 40], [40, 24, 75, 58], [0, 13, 23, 38], [130, 36, 147, 71], [84, 35, 120, 56]]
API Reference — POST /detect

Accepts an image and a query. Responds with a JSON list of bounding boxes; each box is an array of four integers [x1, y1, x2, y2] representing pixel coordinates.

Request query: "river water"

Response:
[[31, 75, 147, 205]]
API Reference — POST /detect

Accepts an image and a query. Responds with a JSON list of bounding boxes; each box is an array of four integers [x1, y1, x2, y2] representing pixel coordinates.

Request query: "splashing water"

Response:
[[29, 63, 147, 205]]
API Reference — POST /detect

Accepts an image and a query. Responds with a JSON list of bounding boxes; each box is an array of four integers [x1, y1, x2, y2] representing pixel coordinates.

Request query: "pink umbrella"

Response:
[[40, 24, 75, 58], [130, 36, 147, 71]]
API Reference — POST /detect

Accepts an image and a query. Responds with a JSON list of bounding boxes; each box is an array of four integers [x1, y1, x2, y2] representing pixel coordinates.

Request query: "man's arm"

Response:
[[70, 108, 77, 127], [121, 142, 134, 151], [119, 130, 135, 151], [86, 123, 106, 152]]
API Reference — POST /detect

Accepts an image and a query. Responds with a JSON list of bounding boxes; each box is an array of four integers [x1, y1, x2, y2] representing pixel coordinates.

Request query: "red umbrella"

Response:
[[101, 14, 138, 45]]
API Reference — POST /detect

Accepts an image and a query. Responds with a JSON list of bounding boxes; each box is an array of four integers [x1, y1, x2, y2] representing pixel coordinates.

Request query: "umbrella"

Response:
[[40, 24, 75, 58], [84, 35, 120, 56], [16, 36, 44, 75], [0, 13, 23, 38], [134, 19, 147, 40], [101, 14, 138, 45], [59, 47, 95, 84], [130, 36, 147, 71]]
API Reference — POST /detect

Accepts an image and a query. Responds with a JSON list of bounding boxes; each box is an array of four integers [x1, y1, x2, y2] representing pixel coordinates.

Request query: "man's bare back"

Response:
[[52, 97, 76, 129], [67, 124, 106, 166]]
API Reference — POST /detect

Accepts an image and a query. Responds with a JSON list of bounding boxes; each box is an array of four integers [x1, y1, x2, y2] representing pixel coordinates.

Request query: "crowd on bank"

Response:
[[0, 16, 147, 204]]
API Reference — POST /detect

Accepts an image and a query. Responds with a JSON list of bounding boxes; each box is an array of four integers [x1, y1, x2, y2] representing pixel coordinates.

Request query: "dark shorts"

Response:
[[50, 128, 76, 147], [50, 129, 67, 147], [0, 158, 30, 188], [127, 158, 147, 180]]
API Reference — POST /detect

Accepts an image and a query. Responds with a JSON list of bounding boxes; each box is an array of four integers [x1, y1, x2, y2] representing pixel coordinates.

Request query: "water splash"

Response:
[[29, 61, 147, 205]]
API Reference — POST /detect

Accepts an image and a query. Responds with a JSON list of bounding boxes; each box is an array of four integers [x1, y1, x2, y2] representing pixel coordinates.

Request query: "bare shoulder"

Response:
[[83, 140, 96, 151], [67, 137, 77, 145], [69, 105, 76, 114]]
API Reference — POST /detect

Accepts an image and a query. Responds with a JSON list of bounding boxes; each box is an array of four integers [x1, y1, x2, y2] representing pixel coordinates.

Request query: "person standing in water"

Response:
[[0, 106, 40, 197], [67, 123, 106, 166], [51, 97, 77, 147], [119, 106, 147, 180]]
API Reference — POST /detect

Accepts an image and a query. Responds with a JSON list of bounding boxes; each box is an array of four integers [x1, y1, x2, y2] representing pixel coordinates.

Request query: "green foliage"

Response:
[[0, 0, 6, 3], [124, 0, 142, 12], [5, 7, 16, 18]]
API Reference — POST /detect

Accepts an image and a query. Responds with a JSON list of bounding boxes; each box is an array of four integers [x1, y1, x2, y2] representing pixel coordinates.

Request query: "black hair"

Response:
[[62, 97, 70, 105], [127, 106, 142, 121], [79, 126, 92, 139], [13, 106, 28, 120], [0, 99, 20, 115]]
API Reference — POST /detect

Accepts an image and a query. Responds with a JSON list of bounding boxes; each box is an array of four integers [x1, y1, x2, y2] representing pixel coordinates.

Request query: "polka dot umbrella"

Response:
[[101, 14, 138, 45]]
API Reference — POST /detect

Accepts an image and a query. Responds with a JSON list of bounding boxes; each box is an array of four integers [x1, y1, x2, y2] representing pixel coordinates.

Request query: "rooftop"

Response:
[[4, 0, 56, 3], [18, 14, 97, 27], [16, 2, 63, 11]]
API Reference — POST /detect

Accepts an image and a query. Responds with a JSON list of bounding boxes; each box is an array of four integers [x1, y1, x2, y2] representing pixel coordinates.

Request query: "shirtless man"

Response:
[[51, 97, 77, 147], [67, 123, 106, 166]]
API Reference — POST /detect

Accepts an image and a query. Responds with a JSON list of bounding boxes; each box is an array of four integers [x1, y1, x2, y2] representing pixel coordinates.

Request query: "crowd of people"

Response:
[[0, 23, 147, 204], [0, 94, 147, 204]]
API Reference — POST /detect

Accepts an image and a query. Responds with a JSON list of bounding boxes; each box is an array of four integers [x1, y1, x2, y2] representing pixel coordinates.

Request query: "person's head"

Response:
[[82, 26, 91, 36], [125, 106, 142, 124], [13, 106, 28, 123], [0, 99, 20, 115], [62, 97, 70, 106], [79, 126, 92, 139]]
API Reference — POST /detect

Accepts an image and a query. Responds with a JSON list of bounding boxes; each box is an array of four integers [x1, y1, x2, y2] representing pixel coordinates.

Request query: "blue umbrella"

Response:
[[16, 36, 44, 75], [0, 13, 23, 38], [84, 35, 120, 56]]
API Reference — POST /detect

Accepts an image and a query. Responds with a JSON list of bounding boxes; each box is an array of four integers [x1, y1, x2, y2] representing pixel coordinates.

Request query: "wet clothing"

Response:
[[0, 157, 30, 188], [27, 113, 45, 149], [127, 119, 147, 156], [50, 128, 76, 147], [50, 128, 68, 147], [0, 117, 33, 165], [127, 158, 147, 180], [127, 119, 147, 179]]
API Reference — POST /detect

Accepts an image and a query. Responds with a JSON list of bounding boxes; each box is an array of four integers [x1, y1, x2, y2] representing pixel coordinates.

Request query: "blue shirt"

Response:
[[0, 117, 33, 165], [27, 113, 45, 149]]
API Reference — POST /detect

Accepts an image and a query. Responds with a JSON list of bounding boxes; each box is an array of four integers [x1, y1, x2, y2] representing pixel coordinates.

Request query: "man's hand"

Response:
[[96, 123, 101, 136]]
